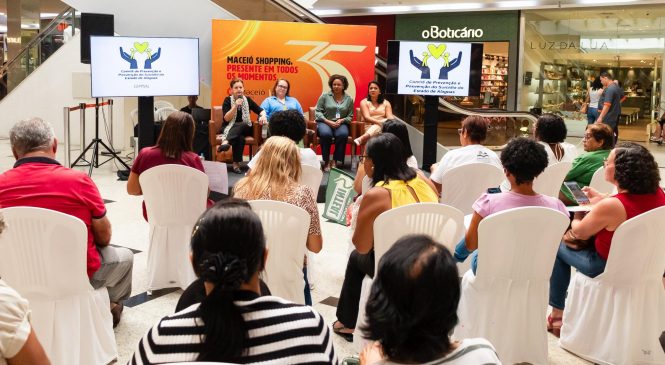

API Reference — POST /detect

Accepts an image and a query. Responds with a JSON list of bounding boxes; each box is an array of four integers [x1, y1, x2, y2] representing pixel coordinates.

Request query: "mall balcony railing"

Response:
[[0, 7, 77, 102]]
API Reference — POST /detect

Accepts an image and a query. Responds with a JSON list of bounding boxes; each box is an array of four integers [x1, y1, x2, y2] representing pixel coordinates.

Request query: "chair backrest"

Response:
[[601, 205, 665, 286], [440, 163, 504, 215], [299, 164, 323, 201], [0, 207, 92, 300], [476, 206, 569, 281], [154, 100, 175, 110], [533, 161, 572, 197], [589, 166, 616, 195], [155, 106, 179, 122], [373, 203, 465, 273], [249, 200, 310, 304], [139, 164, 209, 225]]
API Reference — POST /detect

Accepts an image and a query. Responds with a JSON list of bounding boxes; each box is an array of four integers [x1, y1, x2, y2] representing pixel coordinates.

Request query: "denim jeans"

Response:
[[303, 267, 312, 306], [317, 122, 349, 164], [549, 243, 607, 310], [586, 107, 599, 124], [454, 237, 479, 275]]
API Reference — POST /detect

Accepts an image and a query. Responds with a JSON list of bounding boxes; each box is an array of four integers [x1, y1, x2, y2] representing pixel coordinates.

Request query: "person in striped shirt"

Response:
[[359, 235, 501, 365], [129, 199, 337, 364]]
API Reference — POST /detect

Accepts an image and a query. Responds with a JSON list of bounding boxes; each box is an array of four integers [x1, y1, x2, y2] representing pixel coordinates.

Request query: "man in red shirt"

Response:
[[0, 118, 133, 327]]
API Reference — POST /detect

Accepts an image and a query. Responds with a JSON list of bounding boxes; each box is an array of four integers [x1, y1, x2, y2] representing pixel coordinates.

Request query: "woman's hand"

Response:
[[258, 114, 268, 125], [234, 98, 243, 107], [360, 341, 384, 365], [581, 186, 607, 205]]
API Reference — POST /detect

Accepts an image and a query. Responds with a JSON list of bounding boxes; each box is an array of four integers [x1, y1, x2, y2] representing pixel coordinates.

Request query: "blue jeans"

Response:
[[317, 122, 349, 164], [549, 243, 607, 310], [586, 107, 599, 124], [303, 267, 312, 306], [454, 237, 479, 275]]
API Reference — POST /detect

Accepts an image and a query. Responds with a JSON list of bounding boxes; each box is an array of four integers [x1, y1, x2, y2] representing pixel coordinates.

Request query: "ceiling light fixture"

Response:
[[369, 5, 412, 13], [579, 0, 637, 4], [498, 1, 537, 8], [311, 9, 342, 16], [416, 3, 483, 11]]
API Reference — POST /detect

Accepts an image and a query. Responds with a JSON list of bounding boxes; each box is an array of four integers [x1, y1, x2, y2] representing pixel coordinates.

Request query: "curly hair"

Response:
[[267, 110, 306, 143], [461, 115, 488, 143], [534, 113, 567, 143], [613, 142, 660, 194], [328, 74, 348, 91], [501, 137, 548, 185], [362, 235, 460, 363]]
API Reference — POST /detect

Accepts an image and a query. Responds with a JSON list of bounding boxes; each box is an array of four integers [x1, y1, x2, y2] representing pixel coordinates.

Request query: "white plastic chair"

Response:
[[354, 203, 466, 351], [249, 200, 310, 304], [155, 106, 179, 122], [154, 100, 175, 110], [454, 207, 569, 365], [299, 164, 323, 201], [140, 164, 208, 291], [588, 166, 616, 195], [560, 206, 665, 365], [533, 161, 572, 197], [440, 163, 504, 215], [0, 207, 117, 365]]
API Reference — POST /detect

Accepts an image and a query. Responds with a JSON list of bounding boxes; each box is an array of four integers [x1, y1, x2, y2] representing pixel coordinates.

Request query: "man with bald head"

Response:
[[0, 118, 133, 327]]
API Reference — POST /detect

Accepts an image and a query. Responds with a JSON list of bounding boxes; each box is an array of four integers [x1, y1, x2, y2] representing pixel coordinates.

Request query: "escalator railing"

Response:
[[0, 7, 77, 101]]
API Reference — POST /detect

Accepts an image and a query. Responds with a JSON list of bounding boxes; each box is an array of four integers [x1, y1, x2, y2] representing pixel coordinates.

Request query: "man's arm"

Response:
[[92, 216, 112, 247]]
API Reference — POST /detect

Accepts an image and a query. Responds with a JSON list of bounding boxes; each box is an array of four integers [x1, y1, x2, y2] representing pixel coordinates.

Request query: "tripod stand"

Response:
[[71, 98, 130, 176]]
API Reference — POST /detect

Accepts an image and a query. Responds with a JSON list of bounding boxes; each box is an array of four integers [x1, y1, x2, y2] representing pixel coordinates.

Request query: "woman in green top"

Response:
[[559, 123, 614, 205], [315, 74, 354, 171]]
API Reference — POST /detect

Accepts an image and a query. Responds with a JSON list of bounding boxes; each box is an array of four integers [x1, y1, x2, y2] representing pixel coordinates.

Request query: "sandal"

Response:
[[217, 143, 231, 152], [332, 320, 354, 342], [547, 313, 563, 338]]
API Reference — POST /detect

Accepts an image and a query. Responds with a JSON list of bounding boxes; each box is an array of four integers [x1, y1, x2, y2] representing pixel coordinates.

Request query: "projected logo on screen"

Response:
[[119, 41, 162, 70], [409, 43, 461, 80]]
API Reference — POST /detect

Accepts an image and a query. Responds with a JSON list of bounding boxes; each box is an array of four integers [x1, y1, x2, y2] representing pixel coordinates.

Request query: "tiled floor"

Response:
[[2, 132, 665, 364]]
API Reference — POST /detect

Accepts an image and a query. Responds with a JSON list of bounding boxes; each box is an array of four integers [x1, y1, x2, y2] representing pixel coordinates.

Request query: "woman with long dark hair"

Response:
[[585, 76, 603, 124], [354, 80, 394, 146], [332, 133, 438, 341], [129, 199, 336, 364]]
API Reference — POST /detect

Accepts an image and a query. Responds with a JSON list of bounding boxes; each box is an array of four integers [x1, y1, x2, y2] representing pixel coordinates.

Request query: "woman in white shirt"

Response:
[[534, 113, 577, 165], [585, 76, 603, 124]]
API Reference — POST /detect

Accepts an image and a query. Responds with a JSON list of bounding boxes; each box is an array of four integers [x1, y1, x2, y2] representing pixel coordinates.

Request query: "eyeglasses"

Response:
[[276, 85, 288, 89], [583, 134, 592, 140], [457, 128, 464, 135], [358, 155, 368, 162]]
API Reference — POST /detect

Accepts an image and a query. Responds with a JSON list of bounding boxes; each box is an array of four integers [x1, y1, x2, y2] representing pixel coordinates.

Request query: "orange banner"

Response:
[[211, 20, 377, 113]]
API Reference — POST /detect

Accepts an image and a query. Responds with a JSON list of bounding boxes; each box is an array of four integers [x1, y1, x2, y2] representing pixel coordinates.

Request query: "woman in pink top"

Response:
[[547, 142, 665, 337], [354, 81, 394, 146], [454, 137, 567, 274]]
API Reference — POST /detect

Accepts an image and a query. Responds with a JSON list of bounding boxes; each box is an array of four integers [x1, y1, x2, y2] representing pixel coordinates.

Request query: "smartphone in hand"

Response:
[[564, 181, 590, 205], [487, 187, 501, 194]]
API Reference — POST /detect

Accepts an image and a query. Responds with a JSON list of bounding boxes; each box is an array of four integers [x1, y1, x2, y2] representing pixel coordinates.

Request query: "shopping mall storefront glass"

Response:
[[520, 5, 665, 137]]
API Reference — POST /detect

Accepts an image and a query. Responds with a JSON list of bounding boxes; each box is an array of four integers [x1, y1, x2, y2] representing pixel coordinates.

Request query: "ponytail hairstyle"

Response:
[[190, 198, 266, 362]]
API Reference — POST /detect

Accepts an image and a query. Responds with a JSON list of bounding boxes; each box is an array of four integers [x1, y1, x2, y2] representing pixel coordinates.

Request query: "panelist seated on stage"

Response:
[[0, 118, 133, 328]]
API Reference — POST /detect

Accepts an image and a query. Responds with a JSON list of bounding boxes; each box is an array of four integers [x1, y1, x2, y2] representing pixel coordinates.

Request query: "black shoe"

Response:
[[232, 166, 243, 174], [217, 143, 231, 152], [111, 302, 124, 328]]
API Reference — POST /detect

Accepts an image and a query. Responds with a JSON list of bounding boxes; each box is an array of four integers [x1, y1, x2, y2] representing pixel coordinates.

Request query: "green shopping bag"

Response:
[[323, 167, 355, 225]]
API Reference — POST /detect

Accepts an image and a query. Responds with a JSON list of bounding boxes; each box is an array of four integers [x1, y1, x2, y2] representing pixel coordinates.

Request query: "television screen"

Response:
[[90, 36, 199, 97], [386, 40, 483, 96]]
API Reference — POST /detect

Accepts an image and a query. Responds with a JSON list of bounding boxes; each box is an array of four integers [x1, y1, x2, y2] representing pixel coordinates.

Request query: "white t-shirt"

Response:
[[0, 280, 31, 364], [378, 338, 501, 365], [538, 141, 578, 165], [247, 147, 320, 170], [430, 144, 502, 184]]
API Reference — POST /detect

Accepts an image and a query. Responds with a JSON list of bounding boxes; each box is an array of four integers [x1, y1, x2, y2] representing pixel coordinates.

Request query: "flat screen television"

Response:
[[90, 36, 199, 97], [386, 40, 483, 96]]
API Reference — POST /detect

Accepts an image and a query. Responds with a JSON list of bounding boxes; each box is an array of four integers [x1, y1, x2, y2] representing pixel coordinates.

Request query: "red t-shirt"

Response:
[[131, 146, 205, 220], [0, 157, 107, 278], [595, 189, 665, 260]]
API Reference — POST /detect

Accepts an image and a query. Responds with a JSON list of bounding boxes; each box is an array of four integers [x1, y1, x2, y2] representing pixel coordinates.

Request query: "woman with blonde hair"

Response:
[[234, 136, 322, 305]]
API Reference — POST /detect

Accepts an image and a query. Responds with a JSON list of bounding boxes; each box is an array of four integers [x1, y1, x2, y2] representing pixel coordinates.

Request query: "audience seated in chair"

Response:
[[127, 111, 209, 220], [430, 115, 502, 195], [454, 137, 567, 274], [548, 142, 665, 337], [235, 136, 322, 305], [0, 118, 133, 327], [246, 109, 319, 171], [359, 234, 501, 365], [534, 113, 578, 165], [559, 123, 613, 206], [333, 133, 438, 342], [129, 199, 336, 364], [0, 213, 51, 365]]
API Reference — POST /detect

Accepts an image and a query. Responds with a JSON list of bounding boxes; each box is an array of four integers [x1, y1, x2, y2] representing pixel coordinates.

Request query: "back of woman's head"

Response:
[[591, 76, 603, 90], [234, 136, 301, 200], [586, 123, 614, 150], [363, 235, 460, 363], [382, 119, 413, 158], [190, 198, 266, 362], [156, 111, 195, 159], [366, 133, 416, 186], [613, 142, 660, 194], [501, 137, 548, 185], [534, 113, 567, 143], [462, 115, 489, 143]]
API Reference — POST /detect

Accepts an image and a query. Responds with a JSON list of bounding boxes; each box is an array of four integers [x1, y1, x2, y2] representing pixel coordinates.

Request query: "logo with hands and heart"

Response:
[[427, 44, 446, 59], [119, 40, 162, 69], [133, 42, 149, 54]]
